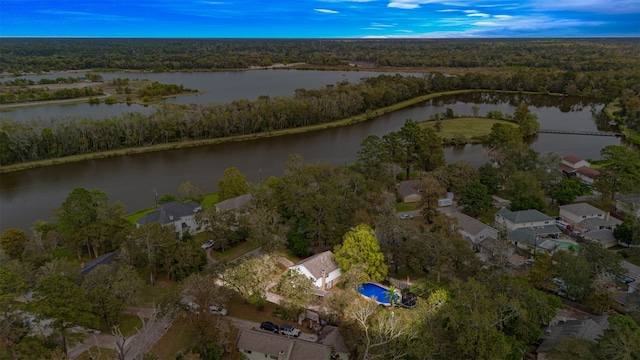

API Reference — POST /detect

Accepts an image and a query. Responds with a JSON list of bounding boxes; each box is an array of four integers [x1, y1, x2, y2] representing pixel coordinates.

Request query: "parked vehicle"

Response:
[[184, 301, 200, 315], [209, 305, 228, 316], [279, 324, 301, 337], [260, 321, 279, 333], [400, 214, 413, 220], [201, 240, 214, 249]]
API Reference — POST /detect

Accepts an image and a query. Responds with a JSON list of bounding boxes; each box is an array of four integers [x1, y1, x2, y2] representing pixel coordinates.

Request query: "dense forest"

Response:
[[1, 38, 640, 73]]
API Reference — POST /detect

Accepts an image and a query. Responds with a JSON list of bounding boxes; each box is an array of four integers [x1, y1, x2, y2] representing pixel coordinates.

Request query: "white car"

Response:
[[201, 240, 214, 249], [399, 214, 413, 220], [209, 305, 228, 316], [279, 324, 301, 337]]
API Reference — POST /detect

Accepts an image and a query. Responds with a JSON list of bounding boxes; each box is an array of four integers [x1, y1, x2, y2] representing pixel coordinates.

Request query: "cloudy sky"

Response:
[[2, 0, 639, 38]]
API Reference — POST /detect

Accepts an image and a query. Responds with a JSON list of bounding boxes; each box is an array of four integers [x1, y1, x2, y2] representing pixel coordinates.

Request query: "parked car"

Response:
[[201, 240, 214, 249], [209, 305, 228, 316], [279, 324, 301, 337], [183, 301, 200, 315], [260, 321, 279, 333], [399, 214, 413, 220]]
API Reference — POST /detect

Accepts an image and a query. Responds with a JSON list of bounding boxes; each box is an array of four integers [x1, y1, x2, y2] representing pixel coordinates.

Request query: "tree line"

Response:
[[1, 38, 639, 74], [1, 67, 631, 166]]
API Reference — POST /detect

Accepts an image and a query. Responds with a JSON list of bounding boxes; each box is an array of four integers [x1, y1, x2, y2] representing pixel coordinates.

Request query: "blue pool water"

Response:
[[358, 283, 398, 305]]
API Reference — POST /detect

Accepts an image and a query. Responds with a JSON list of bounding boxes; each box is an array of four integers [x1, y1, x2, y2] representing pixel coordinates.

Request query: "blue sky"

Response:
[[2, 0, 639, 38]]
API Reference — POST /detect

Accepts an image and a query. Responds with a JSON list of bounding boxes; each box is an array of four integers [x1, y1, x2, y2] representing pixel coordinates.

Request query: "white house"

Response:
[[494, 208, 554, 231], [136, 201, 202, 237], [447, 211, 499, 250], [561, 155, 590, 172], [559, 203, 621, 232], [289, 251, 340, 291]]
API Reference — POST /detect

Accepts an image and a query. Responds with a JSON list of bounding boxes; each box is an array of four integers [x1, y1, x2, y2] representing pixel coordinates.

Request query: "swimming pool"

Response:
[[550, 240, 579, 251], [358, 283, 399, 306]]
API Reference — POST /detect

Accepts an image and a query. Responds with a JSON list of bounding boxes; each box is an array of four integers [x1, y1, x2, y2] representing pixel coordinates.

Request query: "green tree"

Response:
[[223, 254, 279, 304], [506, 171, 546, 212], [124, 223, 175, 285], [31, 274, 97, 357], [458, 181, 493, 217], [478, 162, 502, 194], [57, 187, 109, 259], [0, 228, 29, 260], [595, 314, 640, 359], [0, 267, 27, 358], [550, 178, 586, 205], [593, 145, 640, 200], [614, 217, 640, 247], [334, 224, 387, 282], [177, 181, 205, 203], [431, 161, 480, 195], [217, 166, 250, 201], [419, 176, 446, 224], [277, 269, 316, 319], [513, 103, 540, 136], [83, 264, 143, 328]]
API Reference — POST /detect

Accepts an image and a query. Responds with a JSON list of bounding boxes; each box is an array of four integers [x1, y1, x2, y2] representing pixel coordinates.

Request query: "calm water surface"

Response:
[[0, 83, 621, 232]]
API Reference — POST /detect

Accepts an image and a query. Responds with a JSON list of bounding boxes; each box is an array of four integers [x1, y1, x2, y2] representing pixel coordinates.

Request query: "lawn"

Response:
[[211, 241, 262, 262], [139, 278, 179, 308], [396, 202, 420, 212], [422, 117, 517, 141]]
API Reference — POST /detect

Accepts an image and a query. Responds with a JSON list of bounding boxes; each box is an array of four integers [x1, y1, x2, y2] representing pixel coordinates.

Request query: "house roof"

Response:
[[292, 251, 339, 280], [622, 260, 640, 279], [508, 226, 562, 247], [560, 203, 604, 217], [578, 217, 622, 230], [317, 325, 349, 354], [562, 155, 583, 166], [215, 193, 253, 211], [537, 316, 609, 353], [397, 180, 421, 198], [576, 166, 599, 178], [497, 208, 553, 224], [584, 230, 618, 247], [560, 164, 577, 173], [237, 329, 330, 360], [136, 201, 201, 226], [80, 251, 118, 275], [447, 211, 497, 237]]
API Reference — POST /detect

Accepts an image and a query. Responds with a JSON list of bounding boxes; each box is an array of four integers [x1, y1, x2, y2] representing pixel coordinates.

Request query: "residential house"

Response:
[[494, 208, 561, 252], [136, 201, 202, 237], [562, 155, 590, 171], [447, 211, 499, 251], [583, 230, 618, 248], [559, 203, 621, 232], [237, 329, 348, 360], [494, 208, 555, 231], [289, 251, 341, 293], [623, 261, 640, 293], [536, 315, 609, 359], [560, 155, 599, 185], [215, 193, 253, 211], [616, 194, 640, 219], [397, 180, 421, 203]]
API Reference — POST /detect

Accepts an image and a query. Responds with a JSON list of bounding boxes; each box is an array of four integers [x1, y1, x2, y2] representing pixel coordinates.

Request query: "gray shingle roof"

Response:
[[560, 203, 605, 217], [397, 180, 420, 198], [498, 209, 553, 224], [215, 193, 253, 211], [293, 251, 339, 280], [578, 217, 622, 230], [584, 230, 617, 247], [136, 201, 200, 226], [447, 212, 496, 237], [237, 329, 331, 360], [508, 226, 562, 246]]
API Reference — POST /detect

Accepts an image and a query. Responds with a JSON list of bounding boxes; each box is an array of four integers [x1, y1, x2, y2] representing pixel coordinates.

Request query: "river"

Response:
[[0, 72, 623, 233]]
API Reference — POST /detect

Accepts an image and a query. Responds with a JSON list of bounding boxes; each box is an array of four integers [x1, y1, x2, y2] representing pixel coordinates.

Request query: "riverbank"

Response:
[[0, 89, 481, 173]]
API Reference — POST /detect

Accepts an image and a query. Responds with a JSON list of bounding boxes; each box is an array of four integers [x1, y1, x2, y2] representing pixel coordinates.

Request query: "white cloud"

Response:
[[531, 0, 640, 14], [467, 12, 490, 17], [370, 22, 396, 27], [314, 8, 340, 13], [387, 0, 445, 9]]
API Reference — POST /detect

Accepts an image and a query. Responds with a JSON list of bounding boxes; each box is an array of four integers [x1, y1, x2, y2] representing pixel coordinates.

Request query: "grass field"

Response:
[[422, 117, 517, 142]]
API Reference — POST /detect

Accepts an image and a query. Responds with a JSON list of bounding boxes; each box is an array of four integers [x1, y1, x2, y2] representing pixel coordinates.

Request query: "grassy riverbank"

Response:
[[421, 117, 517, 143], [0, 89, 477, 173]]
